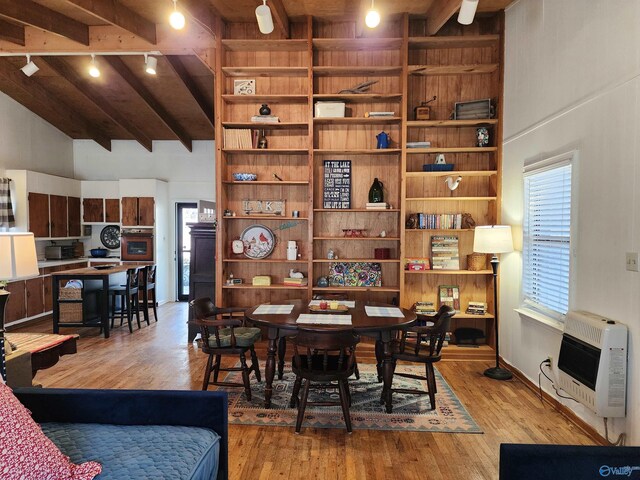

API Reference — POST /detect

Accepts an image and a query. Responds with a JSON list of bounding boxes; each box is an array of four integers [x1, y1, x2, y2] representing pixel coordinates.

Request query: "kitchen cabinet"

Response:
[[83, 198, 104, 223], [50, 195, 68, 238], [68, 197, 81, 237], [105, 199, 120, 223], [29, 192, 80, 238], [28, 192, 49, 238], [187, 223, 216, 343], [4, 281, 26, 323], [25, 277, 45, 318], [121, 197, 154, 226]]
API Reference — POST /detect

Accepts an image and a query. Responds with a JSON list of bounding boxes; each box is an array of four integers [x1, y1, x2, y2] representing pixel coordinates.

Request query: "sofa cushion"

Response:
[[209, 327, 262, 348], [41, 423, 221, 480], [0, 382, 102, 479]]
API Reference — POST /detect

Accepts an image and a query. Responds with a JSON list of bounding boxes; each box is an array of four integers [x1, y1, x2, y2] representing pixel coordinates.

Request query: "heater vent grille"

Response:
[[564, 311, 604, 347]]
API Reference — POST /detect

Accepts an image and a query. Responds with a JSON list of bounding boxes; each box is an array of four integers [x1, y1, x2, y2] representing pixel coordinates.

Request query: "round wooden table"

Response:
[[245, 299, 416, 413]]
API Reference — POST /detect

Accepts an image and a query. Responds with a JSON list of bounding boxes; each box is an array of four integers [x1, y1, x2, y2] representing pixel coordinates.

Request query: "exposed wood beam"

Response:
[[180, 0, 218, 39], [104, 56, 193, 152], [0, 0, 89, 45], [426, 0, 461, 36], [63, 0, 157, 44], [0, 58, 111, 150], [42, 56, 153, 152], [0, 25, 213, 54], [267, 0, 290, 39], [193, 48, 214, 74], [165, 55, 214, 128], [0, 18, 24, 45]]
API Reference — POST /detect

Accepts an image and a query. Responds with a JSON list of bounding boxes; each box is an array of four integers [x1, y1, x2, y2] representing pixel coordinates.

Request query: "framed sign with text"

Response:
[[323, 160, 351, 209]]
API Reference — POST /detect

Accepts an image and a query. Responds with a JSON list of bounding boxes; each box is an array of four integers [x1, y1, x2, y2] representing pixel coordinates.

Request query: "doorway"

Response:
[[176, 202, 198, 301]]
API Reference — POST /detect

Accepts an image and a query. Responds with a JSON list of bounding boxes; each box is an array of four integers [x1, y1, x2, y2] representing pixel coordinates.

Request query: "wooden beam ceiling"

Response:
[[42, 57, 154, 152], [179, 0, 219, 39], [104, 56, 193, 152], [267, 0, 291, 39], [0, 17, 23, 45], [0, 58, 111, 150], [426, 0, 461, 36], [0, 0, 89, 45], [62, 0, 157, 44], [165, 55, 214, 128]]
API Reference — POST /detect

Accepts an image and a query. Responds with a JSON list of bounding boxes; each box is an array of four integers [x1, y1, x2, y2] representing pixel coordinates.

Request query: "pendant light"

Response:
[[145, 54, 157, 75], [365, 0, 381, 29], [169, 0, 186, 30], [255, 0, 274, 34], [458, 0, 479, 25], [88, 54, 100, 78], [21, 55, 39, 77]]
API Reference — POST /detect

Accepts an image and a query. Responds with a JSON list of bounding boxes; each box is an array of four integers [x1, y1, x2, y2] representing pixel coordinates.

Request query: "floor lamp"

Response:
[[0, 232, 39, 382], [473, 225, 514, 380]]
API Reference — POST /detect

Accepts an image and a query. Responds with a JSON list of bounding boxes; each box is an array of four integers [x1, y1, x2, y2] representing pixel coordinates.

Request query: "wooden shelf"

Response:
[[313, 38, 403, 51], [223, 258, 308, 263], [313, 236, 400, 241], [408, 35, 500, 49], [313, 258, 400, 263], [406, 147, 498, 154], [223, 66, 308, 77], [313, 93, 403, 103], [406, 170, 497, 178], [448, 313, 495, 319], [312, 286, 400, 292], [314, 117, 402, 125], [223, 284, 308, 290], [313, 66, 402, 76], [222, 94, 308, 104], [409, 64, 499, 75], [314, 149, 401, 155], [406, 119, 498, 128], [406, 196, 497, 201], [405, 269, 493, 275], [222, 181, 309, 185], [222, 148, 308, 155], [405, 229, 474, 233], [222, 39, 308, 51], [314, 208, 400, 212], [222, 122, 308, 129], [222, 216, 308, 221]]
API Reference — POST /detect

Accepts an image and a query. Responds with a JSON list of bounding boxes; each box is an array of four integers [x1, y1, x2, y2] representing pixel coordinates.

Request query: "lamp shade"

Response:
[[473, 225, 514, 254], [0, 233, 39, 281], [457, 0, 479, 25], [256, 0, 274, 34]]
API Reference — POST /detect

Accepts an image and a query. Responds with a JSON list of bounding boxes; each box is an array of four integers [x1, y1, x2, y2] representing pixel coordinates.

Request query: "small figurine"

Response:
[[289, 269, 304, 279], [379, 230, 387, 238], [461, 213, 476, 229], [327, 249, 335, 260], [406, 214, 418, 229]]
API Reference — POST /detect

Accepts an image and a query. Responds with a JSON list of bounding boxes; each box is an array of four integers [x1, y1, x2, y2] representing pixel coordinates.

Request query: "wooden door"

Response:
[[28, 192, 49, 238], [25, 277, 44, 317], [83, 198, 104, 223], [43, 274, 53, 312], [4, 281, 26, 323], [67, 196, 81, 237], [50, 195, 68, 237], [121, 197, 138, 226], [104, 199, 120, 223], [137, 197, 155, 226]]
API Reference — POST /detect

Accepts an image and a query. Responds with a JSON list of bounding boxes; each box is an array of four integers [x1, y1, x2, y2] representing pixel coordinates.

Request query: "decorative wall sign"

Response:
[[242, 199, 285, 216], [323, 160, 351, 209], [234, 79, 255, 95]]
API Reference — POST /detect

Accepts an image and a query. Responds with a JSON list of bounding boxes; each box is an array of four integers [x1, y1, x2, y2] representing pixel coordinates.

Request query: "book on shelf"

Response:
[[283, 277, 308, 286], [466, 301, 487, 315], [414, 213, 462, 230], [431, 235, 459, 270], [366, 202, 389, 210], [251, 115, 280, 123], [406, 141, 431, 148], [223, 128, 253, 149], [438, 285, 460, 313], [365, 111, 395, 117], [414, 301, 436, 316]]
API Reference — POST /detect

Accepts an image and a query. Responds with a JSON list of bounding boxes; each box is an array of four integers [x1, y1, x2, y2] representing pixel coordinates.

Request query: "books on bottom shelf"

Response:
[[283, 277, 308, 287], [414, 301, 436, 316], [465, 301, 487, 315], [366, 202, 390, 210], [251, 115, 280, 123], [438, 285, 460, 313], [414, 213, 463, 230], [431, 235, 459, 270]]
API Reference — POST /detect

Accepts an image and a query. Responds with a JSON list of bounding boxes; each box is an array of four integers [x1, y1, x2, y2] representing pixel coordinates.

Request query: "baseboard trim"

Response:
[[6, 313, 52, 331], [504, 359, 608, 446]]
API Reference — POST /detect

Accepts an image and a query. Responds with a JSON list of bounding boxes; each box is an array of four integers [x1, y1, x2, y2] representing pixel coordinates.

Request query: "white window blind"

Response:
[[523, 157, 572, 318]]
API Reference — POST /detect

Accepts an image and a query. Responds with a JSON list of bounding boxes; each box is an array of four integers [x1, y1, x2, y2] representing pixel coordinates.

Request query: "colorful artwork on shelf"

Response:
[[328, 262, 382, 287]]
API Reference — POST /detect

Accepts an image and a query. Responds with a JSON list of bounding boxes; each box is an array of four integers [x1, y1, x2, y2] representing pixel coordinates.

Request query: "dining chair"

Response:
[[189, 298, 261, 400], [289, 329, 360, 433], [109, 267, 142, 333], [138, 265, 158, 324], [388, 304, 455, 410]]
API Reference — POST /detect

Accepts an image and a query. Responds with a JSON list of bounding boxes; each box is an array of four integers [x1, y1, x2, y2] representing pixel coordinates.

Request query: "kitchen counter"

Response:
[[38, 257, 121, 268]]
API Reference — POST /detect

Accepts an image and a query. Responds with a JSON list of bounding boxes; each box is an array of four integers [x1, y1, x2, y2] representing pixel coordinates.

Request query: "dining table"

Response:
[[245, 299, 416, 413]]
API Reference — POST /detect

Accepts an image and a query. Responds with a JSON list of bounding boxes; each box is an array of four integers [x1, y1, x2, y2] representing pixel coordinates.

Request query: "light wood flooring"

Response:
[[13, 302, 597, 480]]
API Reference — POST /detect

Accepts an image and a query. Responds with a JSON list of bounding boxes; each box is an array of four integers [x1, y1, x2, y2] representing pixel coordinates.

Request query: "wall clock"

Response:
[[100, 225, 121, 249]]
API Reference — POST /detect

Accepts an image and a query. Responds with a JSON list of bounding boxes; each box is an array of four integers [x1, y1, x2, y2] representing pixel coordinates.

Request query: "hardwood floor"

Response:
[[13, 302, 597, 480]]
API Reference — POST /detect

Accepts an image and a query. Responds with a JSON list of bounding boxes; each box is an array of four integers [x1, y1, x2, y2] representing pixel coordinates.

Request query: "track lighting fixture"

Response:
[[169, 0, 186, 30], [458, 0, 479, 25], [365, 0, 381, 29], [255, 0, 274, 34], [145, 54, 157, 75], [21, 55, 39, 77], [88, 54, 100, 78]]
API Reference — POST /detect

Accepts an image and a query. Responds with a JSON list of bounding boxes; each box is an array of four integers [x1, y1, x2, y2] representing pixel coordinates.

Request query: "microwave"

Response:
[[45, 245, 76, 260]]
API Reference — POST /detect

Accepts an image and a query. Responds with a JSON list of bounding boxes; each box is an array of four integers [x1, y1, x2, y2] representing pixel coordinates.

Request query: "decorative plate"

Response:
[[240, 224, 275, 259], [100, 225, 121, 249]]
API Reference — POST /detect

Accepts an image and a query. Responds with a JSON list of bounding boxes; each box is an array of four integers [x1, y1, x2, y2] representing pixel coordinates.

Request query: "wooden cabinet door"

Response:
[[50, 195, 68, 238], [25, 277, 44, 317], [137, 197, 155, 226], [4, 281, 26, 323], [121, 197, 138, 226], [105, 199, 120, 223], [83, 198, 104, 223], [28, 192, 49, 237], [43, 274, 53, 312], [68, 196, 81, 237]]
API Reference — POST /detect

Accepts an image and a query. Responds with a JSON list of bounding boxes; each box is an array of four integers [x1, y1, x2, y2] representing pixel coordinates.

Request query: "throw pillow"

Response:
[[0, 382, 102, 479]]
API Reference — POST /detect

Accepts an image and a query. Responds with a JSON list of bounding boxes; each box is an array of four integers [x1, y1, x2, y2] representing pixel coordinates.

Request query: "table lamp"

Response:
[[0, 232, 39, 382], [473, 225, 514, 380]]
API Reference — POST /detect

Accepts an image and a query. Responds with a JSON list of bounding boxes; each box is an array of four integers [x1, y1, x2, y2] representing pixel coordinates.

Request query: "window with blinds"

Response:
[[522, 152, 573, 320]]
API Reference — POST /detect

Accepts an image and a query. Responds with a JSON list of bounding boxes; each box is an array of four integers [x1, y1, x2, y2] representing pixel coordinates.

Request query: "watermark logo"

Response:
[[599, 465, 640, 477]]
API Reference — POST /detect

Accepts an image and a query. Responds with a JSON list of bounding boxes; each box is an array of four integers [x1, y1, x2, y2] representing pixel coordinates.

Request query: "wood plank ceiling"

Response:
[[0, 0, 512, 152]]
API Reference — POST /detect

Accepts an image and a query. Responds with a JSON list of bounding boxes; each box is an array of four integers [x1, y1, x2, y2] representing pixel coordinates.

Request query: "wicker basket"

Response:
[[59, 286, 83, 323], [467, 253, 487, 271]]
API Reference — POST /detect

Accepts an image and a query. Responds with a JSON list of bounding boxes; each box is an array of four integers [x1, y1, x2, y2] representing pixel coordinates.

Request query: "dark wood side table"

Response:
[[187, 222, 216, 343]]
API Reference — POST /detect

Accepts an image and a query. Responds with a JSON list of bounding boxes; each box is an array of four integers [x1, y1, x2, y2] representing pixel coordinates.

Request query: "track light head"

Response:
[[255, 0, 274, 34], [458, 0, 479, 25], [169, 0, 186, 30], [145, 54, 157, 75], [21, 55, 39, 77], [365, 0, 380, 28], [89, 54, 100, 78]]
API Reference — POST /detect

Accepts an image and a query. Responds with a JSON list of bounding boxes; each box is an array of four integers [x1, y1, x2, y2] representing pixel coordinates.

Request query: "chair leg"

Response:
[[290, 375, 303, 408], [110, 293, 116, 328], [151, 288, 158, 321], [124, 295, 133, 333], [338, 379, 352, 433], [277, 337, 286, 380], [374, 340, 384, 382], [133, 294, 142, 328], [239, 352, 251, 401], [353, 355, 360, 380], [202, 354, 214, 391], [141, 289, 150, 325], [426, 364, 437, 410], [212, 354, 222, 383], [295, 380, 311, 434], [250, 346, 261, 382]]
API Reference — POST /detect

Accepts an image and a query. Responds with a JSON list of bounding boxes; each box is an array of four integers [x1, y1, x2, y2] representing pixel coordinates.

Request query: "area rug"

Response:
[[221, 363, 482, 433]]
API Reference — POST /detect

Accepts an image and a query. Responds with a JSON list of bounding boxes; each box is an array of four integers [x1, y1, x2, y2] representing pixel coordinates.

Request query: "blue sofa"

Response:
[[14, 388, 228, 480]]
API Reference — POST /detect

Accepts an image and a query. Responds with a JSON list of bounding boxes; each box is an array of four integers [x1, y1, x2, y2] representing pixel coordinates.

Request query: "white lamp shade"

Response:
[[21, 61, 39, 77], [145, 56, 158, 75], [458, 0, 479, 25], [256, 1, 274, 34], [473, 225, 514, 254], [0, 233, 39, 281]]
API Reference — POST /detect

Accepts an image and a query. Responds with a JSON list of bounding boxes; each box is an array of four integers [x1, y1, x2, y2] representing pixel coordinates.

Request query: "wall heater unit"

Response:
[[556, 311, 627, 417]]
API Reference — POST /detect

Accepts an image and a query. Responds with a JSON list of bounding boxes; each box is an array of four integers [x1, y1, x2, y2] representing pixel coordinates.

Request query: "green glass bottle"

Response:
[[368, 178, 384, 203]]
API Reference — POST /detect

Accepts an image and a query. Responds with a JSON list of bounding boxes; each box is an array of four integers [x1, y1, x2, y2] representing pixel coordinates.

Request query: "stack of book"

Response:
[[365, 202, 389, 210], [223, 128, 252, 149], [406, 141, 431, 148], [365, 111, 394, 118], [466, 302, 487, 315], [431, 235, 459, 270], [283, 277, 308, 287], [414, 213, 463, 229], [251, 115, 280, 123], [414, 301, 436, 316]]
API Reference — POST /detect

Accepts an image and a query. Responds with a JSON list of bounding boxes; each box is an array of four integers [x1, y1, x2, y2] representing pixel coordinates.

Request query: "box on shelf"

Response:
[[406, 258, 430, 270], [252, 275, 271, 286], [314, 102, 346, 118]]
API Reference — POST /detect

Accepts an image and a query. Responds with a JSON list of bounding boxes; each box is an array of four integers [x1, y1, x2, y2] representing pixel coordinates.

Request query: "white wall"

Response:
[[0, 92, 74, 178], [503, 0, 640, 444]]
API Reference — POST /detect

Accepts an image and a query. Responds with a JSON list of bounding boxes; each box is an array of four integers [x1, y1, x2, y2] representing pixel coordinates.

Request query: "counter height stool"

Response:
[[138, 265, 158, 324], [109, 267, 142, 333]]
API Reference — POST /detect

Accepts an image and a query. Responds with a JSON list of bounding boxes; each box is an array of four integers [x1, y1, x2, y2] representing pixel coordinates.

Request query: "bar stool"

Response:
[[138, 265, 158, 324], [109, 267, 142, 333]]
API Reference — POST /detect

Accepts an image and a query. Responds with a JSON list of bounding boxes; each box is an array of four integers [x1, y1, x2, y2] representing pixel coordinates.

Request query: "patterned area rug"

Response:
[[222, 363, 482, 433]]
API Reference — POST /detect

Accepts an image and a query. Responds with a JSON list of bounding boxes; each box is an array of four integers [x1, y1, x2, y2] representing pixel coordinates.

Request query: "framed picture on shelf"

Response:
[[323, 160, 351, 209], [438, 285, 460, 313], [233, 79, 255, 95]]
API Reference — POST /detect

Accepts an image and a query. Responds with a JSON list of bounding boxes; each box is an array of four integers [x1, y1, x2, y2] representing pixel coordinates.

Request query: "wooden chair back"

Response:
[[398, 305, 455, 360], [189, 297, 247, 351], [126, 268, 140, 294], [291, 330, 359, 377]]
